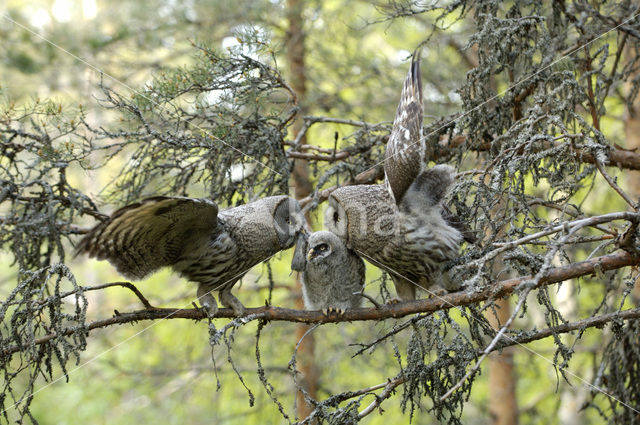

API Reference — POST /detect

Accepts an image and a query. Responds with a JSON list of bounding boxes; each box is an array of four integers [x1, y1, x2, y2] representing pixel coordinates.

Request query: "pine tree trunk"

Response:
[[286, 0, 319, 421], [488, 49, 520, 424], [488, 298, 519, 425], [624, 44, 640, 305], [626, 103, 640, 199]]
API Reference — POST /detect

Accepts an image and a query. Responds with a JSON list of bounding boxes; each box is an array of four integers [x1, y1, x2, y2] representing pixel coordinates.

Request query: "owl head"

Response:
[[305, 231, 343, 264], [217, 196, 307, 261], [325, 184, 397, 251], [272, 196, 307, 249]]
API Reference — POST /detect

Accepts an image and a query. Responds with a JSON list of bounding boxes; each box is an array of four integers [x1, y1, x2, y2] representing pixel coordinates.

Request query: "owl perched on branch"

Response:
[[292, 231, 365, 315], [76, 196, 307, 315], [325, 51, 471, 301]]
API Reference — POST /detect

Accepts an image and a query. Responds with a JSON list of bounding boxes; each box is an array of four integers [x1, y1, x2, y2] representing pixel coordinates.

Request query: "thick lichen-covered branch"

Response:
[[3, 250, 638, 359]]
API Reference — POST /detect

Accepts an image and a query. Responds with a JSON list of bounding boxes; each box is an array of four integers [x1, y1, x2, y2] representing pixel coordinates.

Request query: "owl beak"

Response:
[[306, 248, 316, 261], [290, 231, 308, 272]]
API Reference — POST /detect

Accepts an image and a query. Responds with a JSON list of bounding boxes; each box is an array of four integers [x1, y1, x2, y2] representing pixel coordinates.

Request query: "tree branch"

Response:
[[357, 376, 405, 419], [286, 150, 350, 161], [4, 251, 639, 357], [582, 45, 638, 209], [298, 166, 384, 208], [341, 305, 640, 419], [437, 134, 640, 170], [497, 306, 640, 350], [295, 129, 640, 211], [285, 118, 640, 173], [81, 282, 155, 309]]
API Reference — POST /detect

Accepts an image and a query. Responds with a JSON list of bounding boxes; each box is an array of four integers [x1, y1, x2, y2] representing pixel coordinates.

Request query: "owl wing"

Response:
[[442, 205, 477, 244], [352, 252, 366, 289], [384, 50, 424, 205], [75, 197, 219, 279]]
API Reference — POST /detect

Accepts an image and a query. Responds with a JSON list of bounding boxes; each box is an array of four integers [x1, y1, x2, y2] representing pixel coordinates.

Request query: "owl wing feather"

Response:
[[442, 205, 477, 244], [76, 197, 219, 280], [347, 251, 366, 307], [384, 50, 424, 205]]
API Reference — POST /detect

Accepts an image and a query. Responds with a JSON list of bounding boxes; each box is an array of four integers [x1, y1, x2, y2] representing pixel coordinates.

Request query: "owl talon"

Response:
[[219, 288, 246, 316], [426, 286, 448, 298], [386, 298, 402, 305], [199, 297, 219, 317], [193, 301, 212, 318], [321, 307, 345, 316], [197, 285, 219, 317]]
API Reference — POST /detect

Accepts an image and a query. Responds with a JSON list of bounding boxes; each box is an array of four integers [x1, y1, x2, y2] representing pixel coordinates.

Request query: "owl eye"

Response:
[[316, 243, 329, 251], [333, 211, 339, 222]]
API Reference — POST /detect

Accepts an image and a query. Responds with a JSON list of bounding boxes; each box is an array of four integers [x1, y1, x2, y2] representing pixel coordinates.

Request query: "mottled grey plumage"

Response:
[[76, 195, 306, 315], [299, 231, 365, 315], [384, 50, 425, 205], [324, 52, 467, 301], [325, 182, 462, 301]]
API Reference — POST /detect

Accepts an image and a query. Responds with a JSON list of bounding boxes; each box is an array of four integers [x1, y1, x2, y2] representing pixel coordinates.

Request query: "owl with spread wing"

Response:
[[76, 196, 307, 315], [325, 51, 473, 301]]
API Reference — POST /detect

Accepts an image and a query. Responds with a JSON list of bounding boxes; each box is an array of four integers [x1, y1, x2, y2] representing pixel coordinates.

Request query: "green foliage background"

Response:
[[1, 0, 639, 424]]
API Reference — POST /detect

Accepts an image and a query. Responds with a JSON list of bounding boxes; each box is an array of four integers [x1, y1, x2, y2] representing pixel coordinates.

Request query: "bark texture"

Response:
[[286, 0, 319, 420]]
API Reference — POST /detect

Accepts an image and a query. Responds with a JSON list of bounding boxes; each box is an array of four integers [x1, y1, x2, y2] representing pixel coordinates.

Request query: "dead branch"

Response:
[[298, 166, 384, 208], [437, 134, 640, 170], [301, 116, 373, 127], [286, 150, 350, 161], [357, 376, 405, 419]]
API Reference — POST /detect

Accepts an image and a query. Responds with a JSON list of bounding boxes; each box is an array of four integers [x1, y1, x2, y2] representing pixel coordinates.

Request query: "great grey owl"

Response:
[[325, 52, 469, 301], [293, 231, 365, 315], [76, 195, 307, 315]]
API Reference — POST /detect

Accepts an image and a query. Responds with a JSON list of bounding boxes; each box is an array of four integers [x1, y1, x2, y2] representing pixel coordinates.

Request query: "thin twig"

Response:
[[440, 294, 528, 401], [357, 376, 406, 419], [286, 150, 349, 161], [582, 45, 638, 210], [594, 158, 638, 209], [342, 305, 640, 415], [48, 281, 155, 309], [302, 116, 374, 127], [488, 212, 638, 258]]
